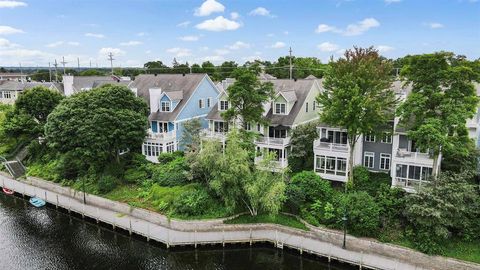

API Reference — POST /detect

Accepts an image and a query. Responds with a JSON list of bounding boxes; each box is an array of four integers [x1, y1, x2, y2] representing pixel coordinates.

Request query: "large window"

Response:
[[274, 103, 286, 114], [380, 153, 391, 170], [3, 91, 12, 99], [166, 142, 175, 153], [219, 100, 229, 111], [315, 155, 347, 176], [381, 134, 392, 144], [160, 101, 171, 112], [363, 152, 375, 168], [321, 128, 347, 144], [143, 142, 162, 157], [158, 122, 169, 133], [396, 164, 433, 182], [214, 121, 228, 133], [365, 134, 376, 142]]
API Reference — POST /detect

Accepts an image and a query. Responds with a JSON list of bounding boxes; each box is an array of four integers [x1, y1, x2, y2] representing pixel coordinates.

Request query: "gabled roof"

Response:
[[278, 91, 297, 102], [71, 76, 130, 91], [131, 73, 210, 122], [206, 102, 223, 121], [264, 79, 317, 126], [0, 80, 61, 92]]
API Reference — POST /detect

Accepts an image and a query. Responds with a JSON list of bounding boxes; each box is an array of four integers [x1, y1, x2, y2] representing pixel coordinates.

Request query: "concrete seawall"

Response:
[[1, 173, 479, 270]]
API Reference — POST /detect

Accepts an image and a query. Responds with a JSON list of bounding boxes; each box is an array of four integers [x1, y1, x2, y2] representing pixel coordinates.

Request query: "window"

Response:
[[160, 101, 171, 112], [207, 97, 212, 107], [257, 124, 261, 132], [158, 122, 169, 133], [363, 152, 374, 168], [214, 121, 228, 133], [246, 123, 251, 130], [323, 129, 347, 144], [306, 102, 309, 113], [143, 142, 162, 157], [3, 91, 11, 99], [219, 100, 229, 111], [381, 134, 392, 144], [315, 155, 347, 176], [313, 101, 316, 111], [365, 134, 376, 142], [199, 98, 205, 109], [380, 153, 391, 170], [166, 142, 175, 153], [336, 158, 347, 176], [274, 103, 286, 114]]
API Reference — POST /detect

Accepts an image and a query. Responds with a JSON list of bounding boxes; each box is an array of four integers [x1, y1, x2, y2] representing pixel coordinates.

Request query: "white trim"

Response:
[[273, 102, 287, 115], [174, 74, 215, 121], [363, 151, 375, 168], [175, 113, 208, 123], [380, 153, 391, 170]]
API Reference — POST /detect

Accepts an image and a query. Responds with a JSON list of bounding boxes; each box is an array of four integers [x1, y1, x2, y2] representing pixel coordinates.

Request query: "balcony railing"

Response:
[[395, 149, 432, 163], [313, 140, 349, 152], [146, 129, 176, 141], [394, 177, 429, 190], [200, 129, 227, 141], [255, 136, 291, 146], [254, 156, 288, 170]]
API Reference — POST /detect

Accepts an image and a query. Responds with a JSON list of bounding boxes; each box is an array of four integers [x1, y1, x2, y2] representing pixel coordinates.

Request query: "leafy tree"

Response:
[[201, 61, 220, 81], [222, 69, 274, 128], [288, 122, 318, 173], [405, 171, 480, 254], [317, 47, 396, 185], [30, 70, 51, 82], [187, 139, 223, 183], [45, 85, 148, 167], [3, 86, 63, 139], [286, 171, 332, 213], [398, 52, 480, 179], [144, 61, 169, 74], [218, 61, 238, 80], [181, 118, 202, 152], [79, 69, 105, 76], [191, 63, 203, 73]]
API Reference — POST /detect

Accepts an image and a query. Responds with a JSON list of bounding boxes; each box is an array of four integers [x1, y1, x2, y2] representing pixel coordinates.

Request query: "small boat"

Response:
[[2, 187, 14, 195], [29, 197, 46, 208]]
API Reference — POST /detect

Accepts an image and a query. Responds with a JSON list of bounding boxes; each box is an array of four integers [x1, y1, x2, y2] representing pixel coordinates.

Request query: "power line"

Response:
[[60, 56, 67, 75], [107, 52, 115, 75]]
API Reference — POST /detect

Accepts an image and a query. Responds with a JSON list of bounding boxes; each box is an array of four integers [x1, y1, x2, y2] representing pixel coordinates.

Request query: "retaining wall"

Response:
[[1, 173, 478, 270]]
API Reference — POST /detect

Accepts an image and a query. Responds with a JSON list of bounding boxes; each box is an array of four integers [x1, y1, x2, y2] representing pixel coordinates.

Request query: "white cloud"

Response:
[[270, 41, 286, 49], [0, 38, 18, 48], [249, 7, 273, 17], [177, 21, 190, 28], [46, 41, 64, 48], [384, 0, 401, 3], [317, 42, 339, 52], [0, 48, 53, 65], [67, 41, 80, 46], [315, 24, 339, 33], [344, 18, 380, 36], [196, 16, 241, 31], [85, 33, 105, 38], [215, 49, 230, 55], [199, 46, 209, 51], [242, 55, 262, 62], [266, 33, 275, 37], [98, 47, 125, 57], [179, 35, 200, 41], [137, 32, 148, 36], [120, 40, 143, 46], [230, 12, 240, 20], [166, 47, 192, 57], [194, 0, 225, 16], [200, 55, 225, 63], [427, 22, 444, 29], [227, 41, 251, 50], [0, 25, 24, 35], [314, 18, 380, 36], [376, 45, 395, 53], [145, 50, 152, 54], [0, 1, 27, 8], [283, 31, 289, 35]]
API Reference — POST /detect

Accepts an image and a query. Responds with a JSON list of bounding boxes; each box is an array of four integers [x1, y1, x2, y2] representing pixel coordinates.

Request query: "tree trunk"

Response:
[[347, 135, 358, 187], [432, 150, 441, 181]]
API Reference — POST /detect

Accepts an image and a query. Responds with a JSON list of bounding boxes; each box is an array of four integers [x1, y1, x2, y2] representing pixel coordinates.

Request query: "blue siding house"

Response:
[[131, 74, 219, 162]]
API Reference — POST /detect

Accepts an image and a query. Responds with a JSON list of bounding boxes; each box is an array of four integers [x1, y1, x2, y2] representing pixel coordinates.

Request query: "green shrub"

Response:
[[172, 189, 211, 216], [344, 191, 381, 236], [157, 151, 184, 164], [352, 166, 391, 195], [151, 156, 189, 186], [287, 171, 333, 205], [97, 175, 119, 194]]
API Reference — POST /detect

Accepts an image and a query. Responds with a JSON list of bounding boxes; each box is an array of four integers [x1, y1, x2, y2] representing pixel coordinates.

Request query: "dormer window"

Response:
[[219, 100, 229, 111], [161, 101, 171, 112], [274, 103, 286, 115]]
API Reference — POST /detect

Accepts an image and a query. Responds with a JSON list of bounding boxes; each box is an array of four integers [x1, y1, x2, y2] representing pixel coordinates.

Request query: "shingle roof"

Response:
[[206, 102, 223, 121], [264, 79, 317, 126], [0, 80, 60, 92], [131, 73, 208, 122], [72, 76, 129, 91], [279, 91, 297, 102]]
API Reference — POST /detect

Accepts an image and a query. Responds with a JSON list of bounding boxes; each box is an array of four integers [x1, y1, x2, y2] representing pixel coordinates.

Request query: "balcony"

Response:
[[393, 177, 429, 191], [200, 128, 227, 142], [394, 149, 433, 166], [255, 136, 291, 148], [255, 156, 288, 171], [146, 129, 176, 142], [314, 140, 349, 152]]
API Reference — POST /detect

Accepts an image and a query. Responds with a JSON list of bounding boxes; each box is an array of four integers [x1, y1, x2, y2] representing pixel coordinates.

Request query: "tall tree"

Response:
[[45, 85, 148, 166], [222, 69, 274, 128], [288, 122, 319, 173], [181, 118, 202, 152], [317, 47, 396, 185], [397, 52, 479, 178]]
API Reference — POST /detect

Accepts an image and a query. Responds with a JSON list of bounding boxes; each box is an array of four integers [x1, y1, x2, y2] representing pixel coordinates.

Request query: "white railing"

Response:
[[255, 136, 291, 146], [146, 129, 176, 141], [395, 149, 431, 162], [254, 156, 288, 169], [200, 129, 227, 141], [313, 140, 349, 152], [394, 177, 430, 190]]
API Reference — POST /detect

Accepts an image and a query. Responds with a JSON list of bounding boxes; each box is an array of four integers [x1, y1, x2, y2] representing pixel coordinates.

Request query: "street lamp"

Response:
[[342, 213, 347, 249]]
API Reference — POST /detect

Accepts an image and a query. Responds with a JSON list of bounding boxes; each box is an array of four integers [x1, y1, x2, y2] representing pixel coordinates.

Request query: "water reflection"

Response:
[[0, 193, 354, 270]]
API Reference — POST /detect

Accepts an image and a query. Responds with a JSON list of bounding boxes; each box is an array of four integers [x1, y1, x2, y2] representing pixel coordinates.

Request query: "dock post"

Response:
[[129, 219, 132, 236], [194, 230, 197, 248], [249, 229, 252, 246], [222, 230, 225, 247], [112, 216, 116, 230], [56, 195, 59, 209], [147, 223, 150, 242], [82, 204, 85, 219], [96, 208, 99, 223]]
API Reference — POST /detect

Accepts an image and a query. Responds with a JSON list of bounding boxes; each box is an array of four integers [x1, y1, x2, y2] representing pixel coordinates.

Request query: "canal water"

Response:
[[0, 193, 356, 270]]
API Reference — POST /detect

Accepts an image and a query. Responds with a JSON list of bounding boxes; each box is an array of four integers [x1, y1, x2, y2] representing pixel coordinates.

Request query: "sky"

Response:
[[0, 0, 479, 68]]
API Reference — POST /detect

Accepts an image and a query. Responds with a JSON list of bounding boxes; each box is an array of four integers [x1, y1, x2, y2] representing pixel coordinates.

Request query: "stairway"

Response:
[[3, 160, 26, 179]]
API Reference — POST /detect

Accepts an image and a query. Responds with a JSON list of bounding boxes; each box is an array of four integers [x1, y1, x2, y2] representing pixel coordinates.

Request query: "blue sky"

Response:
[[0, 0, 479, 67]]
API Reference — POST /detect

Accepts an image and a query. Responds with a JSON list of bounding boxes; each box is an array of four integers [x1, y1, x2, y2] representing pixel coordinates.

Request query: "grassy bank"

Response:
[[225, 213, 309, 231]]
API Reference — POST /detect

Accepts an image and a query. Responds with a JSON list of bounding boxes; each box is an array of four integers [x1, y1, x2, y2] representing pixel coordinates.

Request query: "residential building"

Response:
[[62, 75, 132, 96], [0, 80, 62, 104], [131, 74, 219, 162]]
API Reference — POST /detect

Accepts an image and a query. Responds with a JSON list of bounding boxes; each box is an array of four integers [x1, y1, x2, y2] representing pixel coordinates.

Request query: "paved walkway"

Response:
[[1, 173, 479, 270]]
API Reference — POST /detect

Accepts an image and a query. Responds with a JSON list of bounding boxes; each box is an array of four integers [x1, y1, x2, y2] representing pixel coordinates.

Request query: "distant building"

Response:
[[0, 80, 62, 104], [62, 75, 132, 96]]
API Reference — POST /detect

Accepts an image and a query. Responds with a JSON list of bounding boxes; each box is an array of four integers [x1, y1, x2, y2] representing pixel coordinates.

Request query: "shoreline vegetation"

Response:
[[1, 50, 479, 265]]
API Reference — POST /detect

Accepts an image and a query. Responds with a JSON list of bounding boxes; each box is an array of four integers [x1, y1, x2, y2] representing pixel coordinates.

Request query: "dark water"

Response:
[[0, 193, 355, 270]]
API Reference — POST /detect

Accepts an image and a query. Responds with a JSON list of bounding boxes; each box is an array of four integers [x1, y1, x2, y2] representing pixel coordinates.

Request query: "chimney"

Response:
[[149, 87, 162, 113], [63, 75, 75, 96]]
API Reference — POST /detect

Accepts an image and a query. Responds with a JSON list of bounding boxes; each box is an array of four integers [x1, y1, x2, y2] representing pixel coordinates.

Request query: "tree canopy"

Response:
[[45, 85, 148, 167], [317, 47, 396, 184], [397, 52, 480, 177]]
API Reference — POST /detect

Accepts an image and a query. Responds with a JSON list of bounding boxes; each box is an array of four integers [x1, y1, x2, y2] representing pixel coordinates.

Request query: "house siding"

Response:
[[362, 140, 393, 172], [292, 83, 320, 126]]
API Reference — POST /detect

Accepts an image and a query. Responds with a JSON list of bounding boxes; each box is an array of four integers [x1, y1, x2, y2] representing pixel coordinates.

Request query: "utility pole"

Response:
[[48, 62, 52, 82], [77, 57, 80, 72], [89, 60, 92, 68], [107, 52, 115, 75], [289, 47, 293, 80], [53, 59, 59, 82], [19, 62, 23, 82], [60, 56, 67, 75]]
